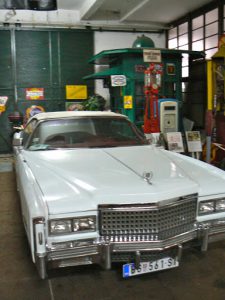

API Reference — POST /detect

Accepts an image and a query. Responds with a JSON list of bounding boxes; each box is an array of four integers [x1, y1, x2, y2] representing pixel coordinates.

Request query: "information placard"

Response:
[[143, 49, 161, 63], [186, 131, 202, 152], [166, 132, 184, 152]]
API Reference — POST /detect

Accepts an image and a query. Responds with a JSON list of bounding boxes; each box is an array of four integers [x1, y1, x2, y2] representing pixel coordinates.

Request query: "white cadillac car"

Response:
[[13, 111, 225, 279]]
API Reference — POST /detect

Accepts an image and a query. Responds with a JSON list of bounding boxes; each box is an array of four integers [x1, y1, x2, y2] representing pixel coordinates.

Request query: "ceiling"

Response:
[[0, 0, 214, 31], [57, 0, 213, 31]]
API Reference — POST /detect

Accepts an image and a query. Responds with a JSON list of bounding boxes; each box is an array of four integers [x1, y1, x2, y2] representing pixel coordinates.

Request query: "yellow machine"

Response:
[[206, 35, 225, 166]]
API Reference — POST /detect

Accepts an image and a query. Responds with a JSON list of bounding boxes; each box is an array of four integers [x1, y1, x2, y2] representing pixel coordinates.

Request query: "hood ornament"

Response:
[[143, 171, 153, 185]]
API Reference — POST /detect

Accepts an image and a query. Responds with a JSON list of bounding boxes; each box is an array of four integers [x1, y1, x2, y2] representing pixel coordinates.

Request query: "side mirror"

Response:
[[13, 131, 23, 146]]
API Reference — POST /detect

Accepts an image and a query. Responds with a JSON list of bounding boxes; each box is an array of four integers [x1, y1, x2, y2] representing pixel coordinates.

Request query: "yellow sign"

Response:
[[0, 105, 6, 112], [124, 95, 133, 109], [0, 96, 8, 113], [66, 85, 88, 100]]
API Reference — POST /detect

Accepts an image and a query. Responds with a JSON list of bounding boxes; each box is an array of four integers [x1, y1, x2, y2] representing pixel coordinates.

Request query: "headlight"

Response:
[[49, 216, 96, 235], [50, 220, 72, 234], [199, 201, 215, 214], [199, 198, 225, 215], [216, 199, 225, 211], [73, 217, 96, 232]]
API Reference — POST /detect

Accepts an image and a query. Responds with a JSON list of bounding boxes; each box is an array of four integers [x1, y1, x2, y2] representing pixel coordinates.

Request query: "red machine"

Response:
[[144, 63, 163, 134]]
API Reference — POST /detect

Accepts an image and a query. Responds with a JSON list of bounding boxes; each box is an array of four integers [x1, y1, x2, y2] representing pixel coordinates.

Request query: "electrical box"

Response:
[[158, 99, 179, 133]]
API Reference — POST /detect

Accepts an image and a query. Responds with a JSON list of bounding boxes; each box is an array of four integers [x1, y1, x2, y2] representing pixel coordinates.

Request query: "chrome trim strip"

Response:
[[104, 243, 111, 270], [36, 256, 47, 280], [201, 226, 209, 251], [32, 217, 47, 279], [48, 245, 98, 261], [177, 244, 183, 262], [99, 194, 198, 211], [99, 194, 197, 211], [33, 217, 45, 224], [209, 224, 225, 235], [111, 230, 197, 252]]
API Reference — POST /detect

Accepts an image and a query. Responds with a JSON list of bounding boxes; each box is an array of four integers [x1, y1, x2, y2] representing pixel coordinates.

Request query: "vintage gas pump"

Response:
[[143, 63, 163, 134], [158, 98, 179, 134]]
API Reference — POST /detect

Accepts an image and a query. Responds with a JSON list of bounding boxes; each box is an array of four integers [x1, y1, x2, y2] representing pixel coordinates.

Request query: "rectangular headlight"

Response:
[[73, 216, 96, 232], [49, 216, 96, 235], [50, 219, 72, 235], [216, 199, 225, 212], [199, 198, 225, 215]]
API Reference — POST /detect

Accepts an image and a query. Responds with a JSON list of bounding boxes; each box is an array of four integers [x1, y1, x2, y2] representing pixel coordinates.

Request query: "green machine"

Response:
[[84, 36, 204, 128]]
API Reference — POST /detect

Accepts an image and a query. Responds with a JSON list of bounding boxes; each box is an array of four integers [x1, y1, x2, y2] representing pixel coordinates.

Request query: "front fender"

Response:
[[16, 150, 48, 262]]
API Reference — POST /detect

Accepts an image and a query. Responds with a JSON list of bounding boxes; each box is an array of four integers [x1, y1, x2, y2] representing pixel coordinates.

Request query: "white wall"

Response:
[[94, 31, 165, 53], [93, 31, 166, 103]]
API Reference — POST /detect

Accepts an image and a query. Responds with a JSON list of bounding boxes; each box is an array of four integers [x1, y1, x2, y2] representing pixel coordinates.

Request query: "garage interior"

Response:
[[0, 0, 225, 299]]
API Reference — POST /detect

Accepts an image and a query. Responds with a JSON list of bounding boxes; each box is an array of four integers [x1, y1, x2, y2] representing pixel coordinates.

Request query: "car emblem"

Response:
[[143, 171, 153, 185]]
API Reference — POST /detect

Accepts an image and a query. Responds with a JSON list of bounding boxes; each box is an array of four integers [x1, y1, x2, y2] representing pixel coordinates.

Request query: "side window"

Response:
[[22, 120, 37, 146]]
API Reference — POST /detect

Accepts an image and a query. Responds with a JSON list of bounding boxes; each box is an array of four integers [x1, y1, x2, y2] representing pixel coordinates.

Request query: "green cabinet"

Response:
[[85, 48, 204, 128]]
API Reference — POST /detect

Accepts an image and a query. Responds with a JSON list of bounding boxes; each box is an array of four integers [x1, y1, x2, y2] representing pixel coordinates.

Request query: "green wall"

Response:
[[0, 28, 94, 153]]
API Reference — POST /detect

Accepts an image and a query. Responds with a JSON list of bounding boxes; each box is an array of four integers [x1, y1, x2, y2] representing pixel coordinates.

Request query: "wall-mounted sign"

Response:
[[143, 49, 161, 63], [0, 96, 8, 114], [135, 65, 146, 73], [167, 63, 176, 75], [124, 95, 133, 109], [66, 85, 87, 100], [26, 105, 45, 119], [26, 88, 44, 100], [111, 75, 127, 87]]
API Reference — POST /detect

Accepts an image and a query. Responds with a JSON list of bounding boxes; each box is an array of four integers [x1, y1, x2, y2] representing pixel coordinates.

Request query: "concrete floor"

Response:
[[1, 163, 225, 300]]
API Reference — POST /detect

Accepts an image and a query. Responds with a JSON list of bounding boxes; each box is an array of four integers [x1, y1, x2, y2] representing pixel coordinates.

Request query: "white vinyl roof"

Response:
[[32, 111, 126, 121]]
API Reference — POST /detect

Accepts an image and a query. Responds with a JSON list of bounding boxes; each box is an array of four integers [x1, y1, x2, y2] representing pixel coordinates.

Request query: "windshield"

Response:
[[27, 117, 148, 150]]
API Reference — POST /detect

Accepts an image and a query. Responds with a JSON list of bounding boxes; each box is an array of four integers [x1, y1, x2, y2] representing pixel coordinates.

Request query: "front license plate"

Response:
[[123, 257, 179, 278]]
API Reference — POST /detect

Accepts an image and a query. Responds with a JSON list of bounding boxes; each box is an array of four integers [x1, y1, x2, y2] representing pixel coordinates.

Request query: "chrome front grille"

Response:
[[99, 194, 197, 242]]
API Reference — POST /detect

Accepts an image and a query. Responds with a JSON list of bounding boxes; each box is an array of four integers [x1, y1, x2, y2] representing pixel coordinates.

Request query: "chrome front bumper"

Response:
[[36, 220, 225, 279], [47, 230, 196, 270]]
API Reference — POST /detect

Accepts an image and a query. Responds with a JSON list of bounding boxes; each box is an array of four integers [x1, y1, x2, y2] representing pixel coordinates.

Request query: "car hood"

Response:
[[23, 146, 225, 215]]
